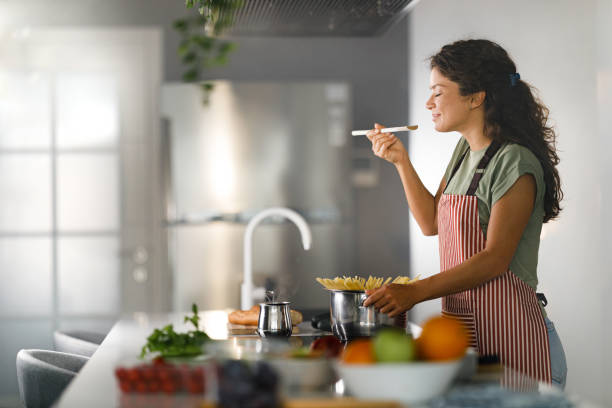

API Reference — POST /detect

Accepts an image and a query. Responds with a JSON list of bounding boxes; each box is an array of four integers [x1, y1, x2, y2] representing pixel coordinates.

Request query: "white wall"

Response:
[[408, 0, 610, 404], [598, 0, 612, 406]]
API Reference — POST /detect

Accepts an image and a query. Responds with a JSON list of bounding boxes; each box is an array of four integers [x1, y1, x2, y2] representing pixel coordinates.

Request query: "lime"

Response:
[[373, 328, 416, 362]]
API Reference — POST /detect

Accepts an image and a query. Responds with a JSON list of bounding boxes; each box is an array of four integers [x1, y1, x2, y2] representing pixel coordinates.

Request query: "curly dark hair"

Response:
[[429, 39, 562, 222]]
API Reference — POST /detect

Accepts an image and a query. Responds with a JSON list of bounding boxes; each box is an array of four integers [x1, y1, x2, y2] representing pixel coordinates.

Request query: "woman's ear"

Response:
[[470, 91, 486, 109]]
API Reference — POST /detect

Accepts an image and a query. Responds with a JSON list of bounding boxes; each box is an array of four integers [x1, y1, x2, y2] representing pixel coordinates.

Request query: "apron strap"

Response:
[[447, 146, 469, 186], [466, 140, 503, 196]]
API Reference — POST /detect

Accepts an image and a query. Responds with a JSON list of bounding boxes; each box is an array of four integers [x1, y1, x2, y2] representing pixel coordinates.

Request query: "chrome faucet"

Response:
[[241, 207, 312, 310]]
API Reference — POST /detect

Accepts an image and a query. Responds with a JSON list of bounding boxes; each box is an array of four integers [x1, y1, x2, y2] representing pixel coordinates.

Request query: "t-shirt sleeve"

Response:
[[443, 137, 469, 182], [489, 145, 545, 207]]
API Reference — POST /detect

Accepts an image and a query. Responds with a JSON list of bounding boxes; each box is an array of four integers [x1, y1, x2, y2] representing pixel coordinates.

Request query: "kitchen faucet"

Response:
[[241, 207, 312, 310]]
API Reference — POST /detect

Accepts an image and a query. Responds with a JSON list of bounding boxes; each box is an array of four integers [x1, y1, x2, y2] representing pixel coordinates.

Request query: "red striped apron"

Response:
[[438, 140, 552, 385]]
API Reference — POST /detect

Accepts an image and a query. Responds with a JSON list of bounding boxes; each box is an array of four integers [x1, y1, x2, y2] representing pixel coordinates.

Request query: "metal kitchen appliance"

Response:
[[161, 81, 353, 312], [219, 0, 419, 37]]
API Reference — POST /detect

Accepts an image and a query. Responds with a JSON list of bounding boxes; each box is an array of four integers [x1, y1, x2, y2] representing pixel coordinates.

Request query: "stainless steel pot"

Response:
[[329, 290, 404, 341], [257, 302, 292, 337]]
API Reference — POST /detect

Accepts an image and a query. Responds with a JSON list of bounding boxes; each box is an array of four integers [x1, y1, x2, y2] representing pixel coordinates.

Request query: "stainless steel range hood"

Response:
[[222, 0, 419, 37]]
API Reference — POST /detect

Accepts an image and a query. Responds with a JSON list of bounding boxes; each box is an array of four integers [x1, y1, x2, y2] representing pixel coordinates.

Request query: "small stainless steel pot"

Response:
[[329, 290, 404, 341], [257, 302, 292, 337]]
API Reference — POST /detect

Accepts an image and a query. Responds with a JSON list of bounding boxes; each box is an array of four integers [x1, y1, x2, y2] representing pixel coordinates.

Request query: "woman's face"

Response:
[[426, 68, 473, 133]]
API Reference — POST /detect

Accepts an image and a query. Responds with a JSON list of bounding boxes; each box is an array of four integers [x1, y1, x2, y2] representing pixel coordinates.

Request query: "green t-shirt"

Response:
[[442, 137, 545, 291]]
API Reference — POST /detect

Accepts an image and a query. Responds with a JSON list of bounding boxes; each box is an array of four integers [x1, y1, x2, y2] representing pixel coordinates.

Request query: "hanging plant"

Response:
[[174, 0, 243, 104]]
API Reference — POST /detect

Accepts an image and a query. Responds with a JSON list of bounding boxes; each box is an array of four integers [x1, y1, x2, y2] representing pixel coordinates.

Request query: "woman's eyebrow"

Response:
[[429, 83, 447, 90]]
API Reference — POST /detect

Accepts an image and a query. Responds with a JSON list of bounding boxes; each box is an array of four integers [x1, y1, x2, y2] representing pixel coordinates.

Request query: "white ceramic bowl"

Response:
[[268, 357, 336, 391], [335, 359, 462, 404]]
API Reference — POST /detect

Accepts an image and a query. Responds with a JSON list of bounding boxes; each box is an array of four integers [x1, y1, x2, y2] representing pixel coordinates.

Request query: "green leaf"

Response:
[[140, 305, 210, 358], [182, 51, 197, 63], [177, 40, 191, 56], [182, 68, 199, 82], [181, 0, 243, 105], [218, 41, 236, 54], [194, 36, 214, 51], [212, 55, 228, 66], [184, 303, 201, 330], [212, 0, 237, 11], [173, 19, 189, 32]]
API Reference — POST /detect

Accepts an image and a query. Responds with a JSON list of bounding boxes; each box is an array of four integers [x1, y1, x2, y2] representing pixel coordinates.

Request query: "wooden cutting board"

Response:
[[227, 322, 302, 336], [283, 397, 401, 407], [201, 397, 401, 408]]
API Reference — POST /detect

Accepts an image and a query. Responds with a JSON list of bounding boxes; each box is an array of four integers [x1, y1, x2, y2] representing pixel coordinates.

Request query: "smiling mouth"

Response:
[[432, 114, 440, 121]]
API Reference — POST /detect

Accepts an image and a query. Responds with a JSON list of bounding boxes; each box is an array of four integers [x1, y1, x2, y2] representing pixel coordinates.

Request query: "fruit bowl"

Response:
[[334, 358, 462, 404]]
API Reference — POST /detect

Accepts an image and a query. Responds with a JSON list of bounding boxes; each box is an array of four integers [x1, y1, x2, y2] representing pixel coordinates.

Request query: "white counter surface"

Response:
[[55, 311, 586, 408], [55, 310, 327, 407]]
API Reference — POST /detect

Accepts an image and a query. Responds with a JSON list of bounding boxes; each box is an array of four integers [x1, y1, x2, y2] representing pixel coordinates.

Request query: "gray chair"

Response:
[[16, 349, 88, 408], [53, 330, 106, 358]]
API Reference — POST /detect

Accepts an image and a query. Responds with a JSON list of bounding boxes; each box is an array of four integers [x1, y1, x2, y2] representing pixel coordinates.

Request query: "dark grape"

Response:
[[218, 360, 279, 408], [253, 361, 279, 391], [222, 360, 253, 382]]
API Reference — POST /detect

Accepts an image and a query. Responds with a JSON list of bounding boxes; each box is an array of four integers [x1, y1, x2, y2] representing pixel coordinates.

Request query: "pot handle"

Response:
[[358, 292, 369, 308]]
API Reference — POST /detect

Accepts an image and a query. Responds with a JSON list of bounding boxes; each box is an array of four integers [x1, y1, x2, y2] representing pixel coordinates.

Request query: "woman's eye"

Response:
[[435, 93, 441, 97]]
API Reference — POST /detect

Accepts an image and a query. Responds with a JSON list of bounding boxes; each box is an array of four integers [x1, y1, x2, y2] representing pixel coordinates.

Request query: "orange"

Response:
[[341, 338, 375, 364], [416, 315, 468, 361]]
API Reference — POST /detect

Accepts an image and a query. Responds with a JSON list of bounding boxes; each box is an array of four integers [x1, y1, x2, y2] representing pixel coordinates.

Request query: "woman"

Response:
[[362, 39, 567, 388]]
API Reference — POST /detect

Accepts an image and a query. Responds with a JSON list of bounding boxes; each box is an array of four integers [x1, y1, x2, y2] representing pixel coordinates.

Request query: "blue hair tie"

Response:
[[509, 72, 521, 87]]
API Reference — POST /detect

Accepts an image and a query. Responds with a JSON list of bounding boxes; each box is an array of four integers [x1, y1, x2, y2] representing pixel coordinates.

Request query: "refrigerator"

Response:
[[161, 81, 354, 312]]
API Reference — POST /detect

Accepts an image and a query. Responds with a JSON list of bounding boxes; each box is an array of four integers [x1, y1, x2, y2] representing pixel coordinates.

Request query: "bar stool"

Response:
[[16, 349, 88, 408], [53, 330, 106, 358]]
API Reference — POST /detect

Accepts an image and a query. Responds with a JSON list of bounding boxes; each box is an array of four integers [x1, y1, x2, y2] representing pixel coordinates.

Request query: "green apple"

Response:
[[373, 328, 416, 362]]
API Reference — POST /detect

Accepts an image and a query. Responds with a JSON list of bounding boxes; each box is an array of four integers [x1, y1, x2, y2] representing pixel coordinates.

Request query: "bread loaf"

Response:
[[290, 309, 303, 325], [228, 305, 260, 326], [228, 305, 303, 326]]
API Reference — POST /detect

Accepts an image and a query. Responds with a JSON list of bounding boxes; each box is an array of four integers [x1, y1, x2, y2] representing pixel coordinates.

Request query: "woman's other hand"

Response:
[[366, 123, 408, 165], [363, 283, 419, 318]]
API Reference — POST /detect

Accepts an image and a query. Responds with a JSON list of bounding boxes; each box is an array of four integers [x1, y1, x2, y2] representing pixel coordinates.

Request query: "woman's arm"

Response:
[[396, 161, 446, 236], [364, 173, 537, 317], [368, 123, 445, 236]]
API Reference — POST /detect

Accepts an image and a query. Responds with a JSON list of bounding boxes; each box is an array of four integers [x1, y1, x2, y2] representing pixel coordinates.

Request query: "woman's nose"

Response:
[[425, 95, 434, 110]]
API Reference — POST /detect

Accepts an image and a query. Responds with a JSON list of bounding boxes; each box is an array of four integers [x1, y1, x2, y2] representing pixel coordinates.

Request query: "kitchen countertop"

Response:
[[56, 310, 332, 408], [55, 310, 583, 408]]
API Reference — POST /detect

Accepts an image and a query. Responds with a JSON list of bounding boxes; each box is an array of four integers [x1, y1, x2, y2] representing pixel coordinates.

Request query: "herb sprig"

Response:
[[140, 303, 210, 358]]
